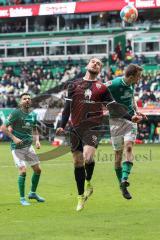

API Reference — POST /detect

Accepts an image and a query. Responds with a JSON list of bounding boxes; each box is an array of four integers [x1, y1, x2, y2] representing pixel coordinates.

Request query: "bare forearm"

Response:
[[33, 128, 41, 149], [35, 134, 39, 142], [1, 125, 14, 140], [33, 128, 40, 142], [133, 98, 139, 112]]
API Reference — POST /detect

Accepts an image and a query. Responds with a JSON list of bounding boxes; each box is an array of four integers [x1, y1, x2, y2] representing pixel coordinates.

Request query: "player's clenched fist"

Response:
[[36, 140, 41, 149], [131, 114, 143, 123], [136, 111, 148, 120], [56, 127, 65, 135]]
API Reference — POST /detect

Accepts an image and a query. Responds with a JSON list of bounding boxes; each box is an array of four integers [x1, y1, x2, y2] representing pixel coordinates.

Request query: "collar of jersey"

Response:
[[121, 77, 130, 87], [20, 108, 30, 114]]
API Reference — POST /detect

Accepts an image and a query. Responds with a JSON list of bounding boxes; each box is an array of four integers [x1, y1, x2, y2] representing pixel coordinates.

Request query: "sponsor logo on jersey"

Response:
[[22, 122, 31, 129], [121, 91, 132, 99], [84, 89, 92, 101], [96, 83, 102, 89]]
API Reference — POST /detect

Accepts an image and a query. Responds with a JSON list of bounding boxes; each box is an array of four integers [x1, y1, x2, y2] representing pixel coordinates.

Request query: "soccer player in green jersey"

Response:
[[2, 93, 45, 206], [106, 64, 147, 199]]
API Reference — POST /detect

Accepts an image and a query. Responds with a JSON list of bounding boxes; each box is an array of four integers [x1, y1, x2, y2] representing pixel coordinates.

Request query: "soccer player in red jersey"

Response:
[[56, 58, 141, 211]]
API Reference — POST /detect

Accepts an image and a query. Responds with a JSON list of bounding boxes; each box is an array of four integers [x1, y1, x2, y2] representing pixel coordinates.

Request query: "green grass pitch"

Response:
[[0, 142, 160, 240]]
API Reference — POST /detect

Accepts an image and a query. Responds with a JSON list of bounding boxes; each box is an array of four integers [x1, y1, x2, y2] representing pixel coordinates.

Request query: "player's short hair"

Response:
[[125, 64, 143, 78], [88, 57, 103, 67], [20, 93, 31, 99]]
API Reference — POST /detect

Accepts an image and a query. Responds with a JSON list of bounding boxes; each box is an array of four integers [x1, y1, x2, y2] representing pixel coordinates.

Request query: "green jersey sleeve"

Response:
[[4, 110, 18, 126], [106, 79, 120, 93], [33, 112, 38, 127]]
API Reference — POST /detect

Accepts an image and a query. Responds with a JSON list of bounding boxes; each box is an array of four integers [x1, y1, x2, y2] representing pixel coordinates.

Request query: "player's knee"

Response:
[[125, 145, 132, 153], [72, 151, 83, 167], [83, 154, 90, 163], [84, 157, 94, 164], [83, 152, 94, 163], [19, 166, 26, 175], [74, 160, 83, 168], [35, 168, 41, 174]]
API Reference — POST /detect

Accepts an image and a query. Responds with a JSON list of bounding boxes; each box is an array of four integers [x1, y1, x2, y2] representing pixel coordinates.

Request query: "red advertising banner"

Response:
[[75, 0, 126, 13], [0, 0, 159, 18], [39, 2, 76, 16], [75, 0, 160, 13], [0, 5, 39, 18]]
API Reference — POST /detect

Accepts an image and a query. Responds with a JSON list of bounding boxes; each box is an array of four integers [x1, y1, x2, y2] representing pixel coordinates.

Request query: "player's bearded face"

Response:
[[87, 59, 102, 75], [21, 96, 31, 108]]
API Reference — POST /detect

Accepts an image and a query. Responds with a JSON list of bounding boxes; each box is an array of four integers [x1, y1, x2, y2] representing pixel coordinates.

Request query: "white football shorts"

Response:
[[12, 145, 40, 168], [109, 118, 137, 151]]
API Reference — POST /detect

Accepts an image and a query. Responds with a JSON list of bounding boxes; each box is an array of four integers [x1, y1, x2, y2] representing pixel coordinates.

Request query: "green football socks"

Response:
[[31, 172, 41, 193], [18, 174, 26, 198], [122, 161, 133, 181]]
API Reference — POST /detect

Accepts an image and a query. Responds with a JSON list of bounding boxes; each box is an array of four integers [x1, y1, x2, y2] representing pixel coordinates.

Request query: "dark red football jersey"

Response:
[[65, 79, 114, 127]]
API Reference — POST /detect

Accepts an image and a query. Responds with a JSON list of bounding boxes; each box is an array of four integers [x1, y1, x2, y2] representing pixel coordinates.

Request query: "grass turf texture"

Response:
[[0, 142, 160, 240]]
